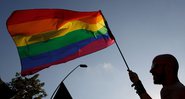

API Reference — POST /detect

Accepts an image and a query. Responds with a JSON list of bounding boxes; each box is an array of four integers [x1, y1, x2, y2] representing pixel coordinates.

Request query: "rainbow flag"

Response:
[[6, 9, 115, 76]]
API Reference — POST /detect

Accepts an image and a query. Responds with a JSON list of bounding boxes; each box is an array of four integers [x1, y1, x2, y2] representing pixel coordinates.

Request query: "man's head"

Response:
[[150, 54, 179, 85]]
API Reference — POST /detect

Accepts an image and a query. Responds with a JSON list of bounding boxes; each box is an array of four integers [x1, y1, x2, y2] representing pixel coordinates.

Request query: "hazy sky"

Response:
[[1, 0, 185, 99]]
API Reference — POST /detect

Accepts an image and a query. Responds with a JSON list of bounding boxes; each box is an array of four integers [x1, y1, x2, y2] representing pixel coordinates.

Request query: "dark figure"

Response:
[[128, 54, 185, 99], [0, 78, 16, 99]]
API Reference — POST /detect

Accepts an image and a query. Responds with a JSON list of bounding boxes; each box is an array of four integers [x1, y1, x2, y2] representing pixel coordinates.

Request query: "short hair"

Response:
[[153, 54, 179, 75]]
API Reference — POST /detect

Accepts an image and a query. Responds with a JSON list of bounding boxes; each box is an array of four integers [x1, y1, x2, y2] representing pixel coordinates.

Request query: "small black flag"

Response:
[[54, 82, 72, 99]]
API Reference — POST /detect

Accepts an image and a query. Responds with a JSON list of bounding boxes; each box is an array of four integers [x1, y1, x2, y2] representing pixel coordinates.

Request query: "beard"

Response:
[[153, 73, 165, 84]]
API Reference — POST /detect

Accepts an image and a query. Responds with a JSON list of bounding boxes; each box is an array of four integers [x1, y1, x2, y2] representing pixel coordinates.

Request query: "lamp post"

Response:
[[50, 64, 88, 99]]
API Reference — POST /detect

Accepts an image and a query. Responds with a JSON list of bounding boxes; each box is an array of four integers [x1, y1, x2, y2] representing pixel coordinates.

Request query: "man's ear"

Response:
[[164, 63, 175, 79]]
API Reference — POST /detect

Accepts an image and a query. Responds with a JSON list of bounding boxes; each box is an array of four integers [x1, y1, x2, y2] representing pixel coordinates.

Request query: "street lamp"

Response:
[[50, 64, 88, 99], [61, 64, 87, 82]]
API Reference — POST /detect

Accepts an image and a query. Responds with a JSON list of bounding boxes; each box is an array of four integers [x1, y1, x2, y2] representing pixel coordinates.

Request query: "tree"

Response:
[[8, 73, 47, 99], [0, 78, 16, 99]]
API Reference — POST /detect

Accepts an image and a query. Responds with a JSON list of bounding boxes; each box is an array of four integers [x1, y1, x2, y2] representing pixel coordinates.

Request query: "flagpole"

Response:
[[50, 64, 88, 99], [114, 39, 130, 71], [101, 11, 130, 71]]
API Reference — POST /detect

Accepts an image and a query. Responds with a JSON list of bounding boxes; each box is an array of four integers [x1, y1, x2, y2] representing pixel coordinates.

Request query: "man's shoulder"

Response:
[[171, 82, 185, 99], [161, 82, 185, 99], [175, 82, 185, 90]]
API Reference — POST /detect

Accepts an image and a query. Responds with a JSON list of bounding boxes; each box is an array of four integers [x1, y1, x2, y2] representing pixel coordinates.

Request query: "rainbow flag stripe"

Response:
[[6, 9, 115, 76]]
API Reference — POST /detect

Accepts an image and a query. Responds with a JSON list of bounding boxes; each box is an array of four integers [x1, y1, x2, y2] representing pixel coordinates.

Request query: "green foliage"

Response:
[[8, 73, 47, 99]]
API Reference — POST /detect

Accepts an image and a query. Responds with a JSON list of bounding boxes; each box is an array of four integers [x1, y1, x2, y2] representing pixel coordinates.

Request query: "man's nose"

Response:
[[150, 68, 153, 73]]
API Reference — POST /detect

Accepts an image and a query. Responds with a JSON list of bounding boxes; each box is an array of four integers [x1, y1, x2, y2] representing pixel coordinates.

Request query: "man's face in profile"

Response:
[[150, 61, 166, 84]]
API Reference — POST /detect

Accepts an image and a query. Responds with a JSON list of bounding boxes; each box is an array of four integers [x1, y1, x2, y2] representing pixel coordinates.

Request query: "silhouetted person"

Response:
[[128, 54, 185, 99]]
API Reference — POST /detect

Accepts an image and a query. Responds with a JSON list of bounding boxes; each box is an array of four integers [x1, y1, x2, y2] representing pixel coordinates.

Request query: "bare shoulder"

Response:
[[174, 84, 185, 99], [161, 82, 185, 99]]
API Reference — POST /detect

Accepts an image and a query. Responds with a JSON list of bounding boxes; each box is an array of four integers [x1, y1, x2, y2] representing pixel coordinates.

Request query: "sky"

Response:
[[1, 0, 185, 99]]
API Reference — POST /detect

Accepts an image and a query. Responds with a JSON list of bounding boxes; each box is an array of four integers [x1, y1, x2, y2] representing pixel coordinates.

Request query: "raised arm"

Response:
[[128, 70, 152, 99]]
